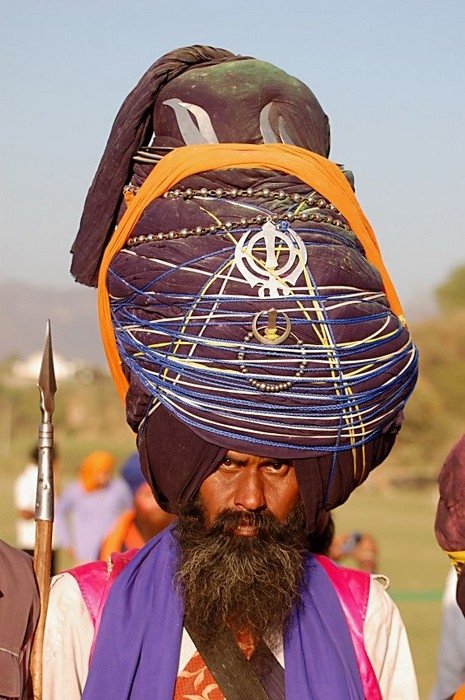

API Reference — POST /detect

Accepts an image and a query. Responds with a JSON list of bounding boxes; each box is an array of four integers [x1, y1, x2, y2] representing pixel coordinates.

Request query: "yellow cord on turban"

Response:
[[446, 550, 465, 573], [97, 143, 405, 401]]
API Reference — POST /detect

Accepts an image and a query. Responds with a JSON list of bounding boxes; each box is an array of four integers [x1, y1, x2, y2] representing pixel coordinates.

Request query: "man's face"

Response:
[[177, 460, 305, 646], [199, 450, 301, 535]]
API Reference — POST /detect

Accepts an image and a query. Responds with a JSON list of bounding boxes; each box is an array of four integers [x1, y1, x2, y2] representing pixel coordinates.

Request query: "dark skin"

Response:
[[199, 450, 301, 536], [198, 450, 302, 656], [133, 482, 175, 541]]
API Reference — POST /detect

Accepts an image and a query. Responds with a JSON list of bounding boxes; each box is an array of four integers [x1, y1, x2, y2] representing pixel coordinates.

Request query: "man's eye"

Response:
[[221, 458, 234, 468], [267, 461, 290, 472]]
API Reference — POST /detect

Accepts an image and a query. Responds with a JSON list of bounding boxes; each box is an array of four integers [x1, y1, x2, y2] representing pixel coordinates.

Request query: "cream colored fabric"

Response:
[[43, 572, 418, 699]]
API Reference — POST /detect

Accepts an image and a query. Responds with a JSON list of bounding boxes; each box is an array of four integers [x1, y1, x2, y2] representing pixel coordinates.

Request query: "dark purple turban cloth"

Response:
[[436, 434, 465, 553], [71, 45, 329, 287], [435, 434, 465, 614], [71, 45, 417, 530]]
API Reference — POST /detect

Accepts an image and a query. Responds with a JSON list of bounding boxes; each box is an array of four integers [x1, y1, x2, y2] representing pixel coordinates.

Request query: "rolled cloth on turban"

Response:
[[70, 46, 418, 527]]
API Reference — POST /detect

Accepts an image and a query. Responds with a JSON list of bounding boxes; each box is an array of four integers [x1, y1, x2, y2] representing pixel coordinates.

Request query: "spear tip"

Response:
[[38, 319, 57, 417]]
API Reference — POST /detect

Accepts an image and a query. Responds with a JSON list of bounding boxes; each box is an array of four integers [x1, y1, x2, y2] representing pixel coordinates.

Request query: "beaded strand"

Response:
[[125, 186, 350, 247]]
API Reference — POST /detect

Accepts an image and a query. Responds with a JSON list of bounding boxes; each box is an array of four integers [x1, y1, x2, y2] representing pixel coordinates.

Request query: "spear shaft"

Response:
[[30, 320, 57, 699]]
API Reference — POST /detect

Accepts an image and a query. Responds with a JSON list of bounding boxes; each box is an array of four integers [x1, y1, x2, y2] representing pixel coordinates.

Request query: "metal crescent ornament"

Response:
[[252, 308, 292, 345]]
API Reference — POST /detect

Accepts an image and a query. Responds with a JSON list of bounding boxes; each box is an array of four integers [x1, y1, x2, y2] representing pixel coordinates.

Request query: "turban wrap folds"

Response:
[[71, 46, 418, 530]]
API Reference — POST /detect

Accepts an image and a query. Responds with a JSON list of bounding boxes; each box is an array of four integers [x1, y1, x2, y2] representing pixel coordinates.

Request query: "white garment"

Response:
[[43, 570, 419, 699], [429, 566, 465, 700], [14, 464, 39, 549], [14, 463, 59, 550]]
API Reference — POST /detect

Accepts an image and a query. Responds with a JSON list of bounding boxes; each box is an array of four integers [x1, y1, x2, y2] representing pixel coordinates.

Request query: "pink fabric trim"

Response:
[[315, 555, 382, 700], [68, 549, 138, 661], [68, 560, 107, 626]]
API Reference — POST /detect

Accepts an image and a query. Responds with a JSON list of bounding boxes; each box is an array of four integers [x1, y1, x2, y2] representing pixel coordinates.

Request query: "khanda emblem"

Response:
[[235, 221, 307, 297]]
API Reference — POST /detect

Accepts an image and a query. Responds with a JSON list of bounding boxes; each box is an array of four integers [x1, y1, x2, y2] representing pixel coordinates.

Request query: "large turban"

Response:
[[71, 46, 418, 529]]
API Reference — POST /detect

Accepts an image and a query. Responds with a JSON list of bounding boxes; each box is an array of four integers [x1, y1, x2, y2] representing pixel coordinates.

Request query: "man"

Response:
[[44, 46, 419, 698], [56, 450, 132, 565], [0, 540, 39, 700], [99, 453, 175, 558], [329, 529, 379, 574], [429, 566, 465, 700]]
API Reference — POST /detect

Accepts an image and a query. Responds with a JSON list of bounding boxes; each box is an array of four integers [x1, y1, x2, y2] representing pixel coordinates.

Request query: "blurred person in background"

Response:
[[429, 566, 465, 700], [308, 513, 378, 574], [433, 434, 465, 700], [56, 450, 132, 565], [13, 443, 61, 575], [99, 453, 176, 559], [0, 539, 39, 700], [329, 530, 378, 574]]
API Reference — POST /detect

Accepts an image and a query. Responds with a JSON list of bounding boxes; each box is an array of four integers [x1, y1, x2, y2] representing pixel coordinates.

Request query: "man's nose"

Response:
[[234, 468, 267, 512]]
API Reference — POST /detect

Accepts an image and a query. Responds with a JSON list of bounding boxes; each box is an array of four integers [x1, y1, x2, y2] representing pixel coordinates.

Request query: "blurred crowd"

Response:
[[13, 446, 176, 572]]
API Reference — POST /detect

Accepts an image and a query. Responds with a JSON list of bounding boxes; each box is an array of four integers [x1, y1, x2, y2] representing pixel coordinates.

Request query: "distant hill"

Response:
[[0, 281, 106, 366]]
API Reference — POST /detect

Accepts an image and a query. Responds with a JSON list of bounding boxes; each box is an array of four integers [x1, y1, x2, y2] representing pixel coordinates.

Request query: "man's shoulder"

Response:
[[314, 554, 371, 587], [60, 480, 81, 498], [110, 477, 132, 498], [0, 539, 34, 571], [66, 549, 139, 624], [69, 548, 138, 584]]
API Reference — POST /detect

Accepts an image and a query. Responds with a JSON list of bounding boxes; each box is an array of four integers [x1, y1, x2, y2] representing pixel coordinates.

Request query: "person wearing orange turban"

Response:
[[56, 451, 132, 565]]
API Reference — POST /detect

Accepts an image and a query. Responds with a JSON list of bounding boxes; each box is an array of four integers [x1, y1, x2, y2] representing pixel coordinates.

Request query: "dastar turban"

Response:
[[71, 46, 418, 528]]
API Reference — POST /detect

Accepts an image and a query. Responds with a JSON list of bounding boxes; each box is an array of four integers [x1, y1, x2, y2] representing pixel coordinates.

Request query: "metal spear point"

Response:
[[36, 319, 57, 520], [31, 319, 57, 699]]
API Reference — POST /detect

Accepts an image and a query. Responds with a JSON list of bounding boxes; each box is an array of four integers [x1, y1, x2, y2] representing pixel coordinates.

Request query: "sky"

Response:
[[1, 0, 464, 317]]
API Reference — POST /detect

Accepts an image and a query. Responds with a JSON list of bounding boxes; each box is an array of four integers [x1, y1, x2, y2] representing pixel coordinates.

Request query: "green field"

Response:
[[1, 460, 447, 699], [334, 484, 449, 699]]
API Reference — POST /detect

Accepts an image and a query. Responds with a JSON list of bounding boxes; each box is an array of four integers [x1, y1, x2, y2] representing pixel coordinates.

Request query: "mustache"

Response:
[[207, 509, 285, 536]]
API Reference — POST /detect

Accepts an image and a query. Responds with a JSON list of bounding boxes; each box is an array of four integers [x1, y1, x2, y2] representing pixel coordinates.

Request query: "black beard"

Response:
[[175, 501, 307, 648]]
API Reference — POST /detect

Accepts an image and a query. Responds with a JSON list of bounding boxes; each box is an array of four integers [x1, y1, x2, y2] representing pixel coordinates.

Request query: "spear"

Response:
[[30, 320, 57, 699]]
